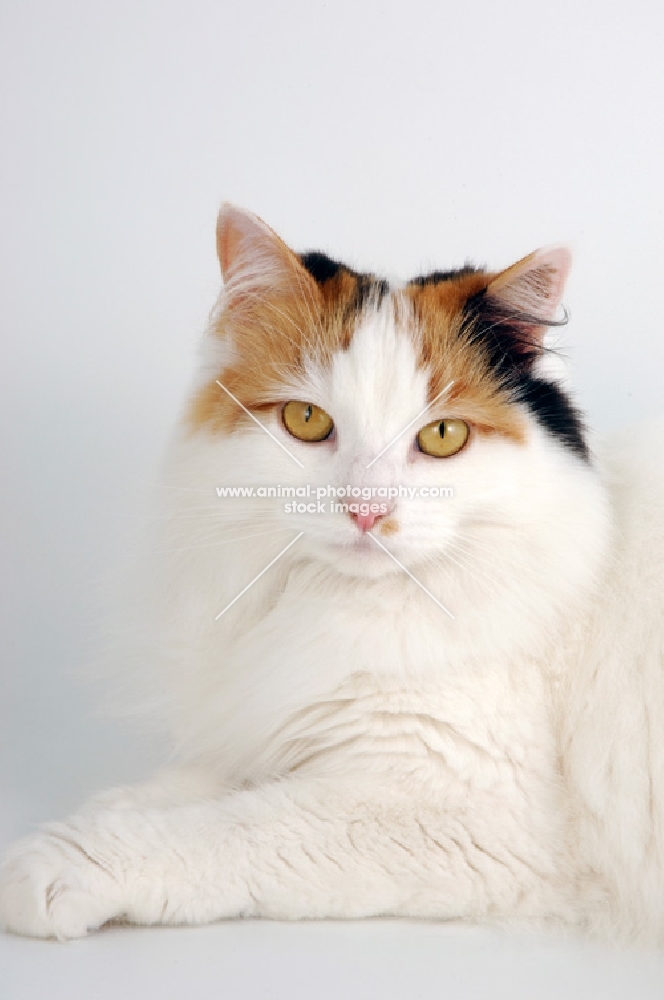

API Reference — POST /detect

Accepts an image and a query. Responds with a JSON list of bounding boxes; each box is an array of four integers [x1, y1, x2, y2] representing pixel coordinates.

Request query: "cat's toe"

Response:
[[0, 828, 124, 940]]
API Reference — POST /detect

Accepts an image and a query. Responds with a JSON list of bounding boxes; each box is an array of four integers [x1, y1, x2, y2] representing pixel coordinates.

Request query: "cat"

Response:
[[1, 204, 663, 944]]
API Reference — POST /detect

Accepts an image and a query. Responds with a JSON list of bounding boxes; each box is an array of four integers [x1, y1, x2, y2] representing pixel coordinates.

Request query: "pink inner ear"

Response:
[[215, 203, 319, 306], [215, 204, 279, 283], [217, 214, 239, 276], [487, 246, 572, 322]]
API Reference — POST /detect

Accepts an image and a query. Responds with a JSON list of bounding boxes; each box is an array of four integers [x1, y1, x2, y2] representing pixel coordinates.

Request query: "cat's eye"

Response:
[[417, 418, 469, 458], [282, 401, 334, 442]]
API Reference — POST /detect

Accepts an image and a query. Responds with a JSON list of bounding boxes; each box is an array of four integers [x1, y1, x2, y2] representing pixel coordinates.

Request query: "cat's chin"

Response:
[[309, 535, 413, 579]]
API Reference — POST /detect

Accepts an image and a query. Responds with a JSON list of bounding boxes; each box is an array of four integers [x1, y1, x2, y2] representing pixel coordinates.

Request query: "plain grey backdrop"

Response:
[[2, 0, 664, 996]]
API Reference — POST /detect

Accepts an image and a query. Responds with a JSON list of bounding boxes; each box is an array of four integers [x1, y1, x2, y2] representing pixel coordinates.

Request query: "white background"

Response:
[[1, 0, 664, 996]]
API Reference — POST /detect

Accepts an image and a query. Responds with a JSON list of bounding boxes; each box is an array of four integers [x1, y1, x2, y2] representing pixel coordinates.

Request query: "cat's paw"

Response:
[[0, 825, 125, 940]]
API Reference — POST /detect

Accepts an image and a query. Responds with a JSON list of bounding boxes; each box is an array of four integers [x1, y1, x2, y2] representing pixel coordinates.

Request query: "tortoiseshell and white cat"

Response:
[[2, 206, 663, 943]]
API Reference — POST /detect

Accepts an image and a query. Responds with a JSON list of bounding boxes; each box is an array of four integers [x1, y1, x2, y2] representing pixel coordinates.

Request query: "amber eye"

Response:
[[282, 401, 334, 442], [417, 418, 469, 458]]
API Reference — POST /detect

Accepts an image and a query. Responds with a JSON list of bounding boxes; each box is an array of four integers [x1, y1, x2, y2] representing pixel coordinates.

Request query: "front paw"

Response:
[[0, 824, 125, 940]]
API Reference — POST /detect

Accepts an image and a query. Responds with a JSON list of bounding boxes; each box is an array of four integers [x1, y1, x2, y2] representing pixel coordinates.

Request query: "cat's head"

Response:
[[185, 205, 596, 583]]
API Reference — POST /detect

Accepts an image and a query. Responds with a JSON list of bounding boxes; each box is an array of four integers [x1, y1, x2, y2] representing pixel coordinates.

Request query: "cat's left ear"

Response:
[[485, 246, 571, 343]]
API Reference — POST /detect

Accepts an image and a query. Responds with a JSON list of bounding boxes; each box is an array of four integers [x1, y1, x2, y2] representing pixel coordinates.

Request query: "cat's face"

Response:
[[186, 206, 588, 581]]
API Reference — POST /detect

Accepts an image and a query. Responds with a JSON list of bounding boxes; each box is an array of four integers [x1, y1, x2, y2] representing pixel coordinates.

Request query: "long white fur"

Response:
[[1, 279, 663, 943]]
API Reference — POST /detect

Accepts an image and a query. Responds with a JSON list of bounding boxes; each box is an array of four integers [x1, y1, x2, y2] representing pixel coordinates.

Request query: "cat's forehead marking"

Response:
[[187, 256, 574, 453], [299, 252, 343, 284], [402, 273, 528, 442], [300, 251, 390, 318], [187, 263, 525, 442], [403, 276, 587, 458], [407, 265, 483, 287], [187, 255, 390, 433]]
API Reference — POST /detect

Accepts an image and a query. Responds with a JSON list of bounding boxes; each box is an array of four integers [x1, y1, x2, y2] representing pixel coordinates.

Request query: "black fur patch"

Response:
[[513, 377, 589, 460], [461, 288, 589, 461], [300, 251, 343, 283], [409, 265, 482, 286], [354, 274, 390, 310], [300, 250, 390, 314]]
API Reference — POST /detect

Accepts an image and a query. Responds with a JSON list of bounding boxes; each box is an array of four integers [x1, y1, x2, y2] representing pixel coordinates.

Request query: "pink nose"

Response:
[[349, 508, 388, 533]]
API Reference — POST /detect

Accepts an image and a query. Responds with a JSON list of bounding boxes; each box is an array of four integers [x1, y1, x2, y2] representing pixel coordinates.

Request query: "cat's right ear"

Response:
[[216, 204, 317, 301], [486, 246, 572, 332]]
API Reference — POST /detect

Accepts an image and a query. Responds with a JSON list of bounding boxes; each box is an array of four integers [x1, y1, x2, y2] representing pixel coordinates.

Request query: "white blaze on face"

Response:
[[327, 302, 429, 477]]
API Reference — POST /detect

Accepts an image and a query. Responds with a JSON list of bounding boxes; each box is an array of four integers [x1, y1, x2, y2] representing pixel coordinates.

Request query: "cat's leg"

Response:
[[0, 776, 564, 939], [80, 762, 228, 812]]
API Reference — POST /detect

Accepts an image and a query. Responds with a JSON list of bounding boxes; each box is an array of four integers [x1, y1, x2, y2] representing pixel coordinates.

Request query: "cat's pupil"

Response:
[[438, 422, 445, 438], [305, 405, 312, 422]]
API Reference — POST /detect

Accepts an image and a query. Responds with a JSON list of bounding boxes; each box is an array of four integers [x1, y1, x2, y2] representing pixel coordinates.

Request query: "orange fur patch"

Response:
[[402, 276, 527, 443], [187, 262, 383, 434], [379, 517, 400, 536]]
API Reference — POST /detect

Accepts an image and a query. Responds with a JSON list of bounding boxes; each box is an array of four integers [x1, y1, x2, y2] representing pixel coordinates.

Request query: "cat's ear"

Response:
[[216, 204, 317, 300], [485, 246, 571, 341]]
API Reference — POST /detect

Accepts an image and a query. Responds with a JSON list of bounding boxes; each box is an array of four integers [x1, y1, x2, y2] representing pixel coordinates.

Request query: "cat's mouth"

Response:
[[328, 530, 389, 556], [343, 533, 376, 551], [314, 531, 407, 578]]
